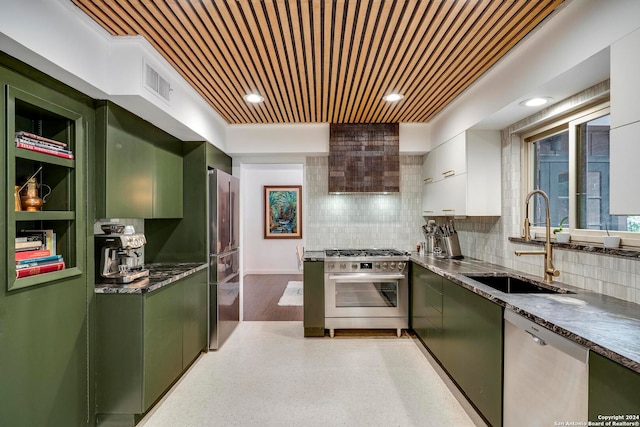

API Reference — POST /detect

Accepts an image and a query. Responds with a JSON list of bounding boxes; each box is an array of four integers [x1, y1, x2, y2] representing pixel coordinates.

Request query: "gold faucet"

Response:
[[515, 189, 560, 284]]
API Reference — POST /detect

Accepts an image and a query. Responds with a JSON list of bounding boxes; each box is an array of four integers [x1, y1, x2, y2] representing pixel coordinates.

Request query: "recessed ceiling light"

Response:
[[383, 93, 404, 102], [521, 97, 553, 107], [243, 93, 264, 103]]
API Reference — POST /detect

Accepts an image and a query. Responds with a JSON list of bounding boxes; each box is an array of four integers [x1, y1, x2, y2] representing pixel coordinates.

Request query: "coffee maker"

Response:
[[95, 232, 150, 284]]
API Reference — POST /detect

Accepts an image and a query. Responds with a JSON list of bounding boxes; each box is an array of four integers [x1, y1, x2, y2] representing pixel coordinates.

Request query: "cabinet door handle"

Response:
[[423, 177, 433, 183], [442, 209, 456, 213], [442, 169, 456, 177]]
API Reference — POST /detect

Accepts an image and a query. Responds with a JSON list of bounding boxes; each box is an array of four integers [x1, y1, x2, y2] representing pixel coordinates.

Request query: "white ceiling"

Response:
[[472, 47, 610, 130]]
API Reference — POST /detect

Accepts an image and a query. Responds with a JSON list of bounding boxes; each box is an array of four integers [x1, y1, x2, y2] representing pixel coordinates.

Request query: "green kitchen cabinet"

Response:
[[411, 264, 444, 360], [1, 54, 95, 426], [95, 100, 183, 219], [144, 141, 231, 263], [96, 271, 208, 425], [182, 269, 208, 369], [304, 260, 325, 337], [153, 143, 184, 218], [441, 277, 503, 427], [589, 351, 640, 421]]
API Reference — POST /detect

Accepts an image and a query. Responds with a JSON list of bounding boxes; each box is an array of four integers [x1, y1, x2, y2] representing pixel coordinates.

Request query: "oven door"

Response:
[[325, 272, 408, 318]]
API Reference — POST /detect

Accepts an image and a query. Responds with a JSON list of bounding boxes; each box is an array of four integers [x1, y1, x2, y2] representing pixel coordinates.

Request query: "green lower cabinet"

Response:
[[182, 270, 208, 369], [96, 271, 208, 425], [411, 265, 444, 360], [303, 261, 325, 337], [441, 278, 503, 427], [589, 351, 640, 421], [142, 282, 183, 410]]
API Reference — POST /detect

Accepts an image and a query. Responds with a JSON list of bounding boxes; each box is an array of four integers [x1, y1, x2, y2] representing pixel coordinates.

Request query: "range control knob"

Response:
[[351, 263, 358, 270], [340, 263, 347, 270], [375, 263, 381, 271], [328, 263, 335, 270], [390, 262, 396, 270], [382, 262, 388, 270]]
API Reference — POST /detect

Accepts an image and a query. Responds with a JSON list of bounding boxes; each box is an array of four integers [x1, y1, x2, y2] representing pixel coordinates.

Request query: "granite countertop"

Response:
[[410, 253, 640, 374], [95, 262, 208, 294], [302, 250, 326, 262]]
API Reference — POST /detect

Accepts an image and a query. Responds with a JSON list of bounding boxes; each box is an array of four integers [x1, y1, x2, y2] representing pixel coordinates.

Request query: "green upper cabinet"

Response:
[[95, 100, 183, 219], [154, 143, 183, 218]]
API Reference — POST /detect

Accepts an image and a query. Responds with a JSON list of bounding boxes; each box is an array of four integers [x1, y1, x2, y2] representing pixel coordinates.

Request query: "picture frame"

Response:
[[264, 185, 302, 239]]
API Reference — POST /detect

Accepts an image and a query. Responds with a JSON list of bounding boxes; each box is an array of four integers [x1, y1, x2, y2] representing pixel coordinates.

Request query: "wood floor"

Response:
[[243, 274, 303, 321]]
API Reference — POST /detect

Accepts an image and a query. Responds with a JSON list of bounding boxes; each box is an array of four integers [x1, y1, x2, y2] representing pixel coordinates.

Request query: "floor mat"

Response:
[[277, 281, 303, 306]]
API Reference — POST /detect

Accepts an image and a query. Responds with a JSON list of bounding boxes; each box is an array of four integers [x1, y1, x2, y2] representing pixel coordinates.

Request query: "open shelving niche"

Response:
[[6, 85, 84, 291]]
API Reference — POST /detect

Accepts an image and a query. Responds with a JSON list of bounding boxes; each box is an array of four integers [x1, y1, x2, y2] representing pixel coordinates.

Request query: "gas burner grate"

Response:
[[325, 249, 406, 258]]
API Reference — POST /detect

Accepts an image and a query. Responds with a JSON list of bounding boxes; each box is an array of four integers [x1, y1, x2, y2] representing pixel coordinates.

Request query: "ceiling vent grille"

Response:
[[144, 63, 171, 102]]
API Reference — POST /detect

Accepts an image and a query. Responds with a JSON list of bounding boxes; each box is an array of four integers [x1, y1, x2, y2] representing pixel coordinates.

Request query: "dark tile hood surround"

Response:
[[329, 123, 400, 193]]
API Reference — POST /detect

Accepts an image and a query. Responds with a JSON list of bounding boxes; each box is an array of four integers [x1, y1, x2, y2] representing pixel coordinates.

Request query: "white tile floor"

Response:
[[138, 322, 482, 427]]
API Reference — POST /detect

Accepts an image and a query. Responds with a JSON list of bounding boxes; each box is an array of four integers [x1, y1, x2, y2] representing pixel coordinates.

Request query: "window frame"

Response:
[[521, 102, 640, 248]]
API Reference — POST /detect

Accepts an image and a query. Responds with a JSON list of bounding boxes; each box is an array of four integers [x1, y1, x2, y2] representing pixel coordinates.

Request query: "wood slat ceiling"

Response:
[[71, 0, 565, 124]]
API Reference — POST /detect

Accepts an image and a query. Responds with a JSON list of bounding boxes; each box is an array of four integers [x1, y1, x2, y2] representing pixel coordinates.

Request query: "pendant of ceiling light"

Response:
[[243, 93, 264, 103], [383, 93, 404, 102]]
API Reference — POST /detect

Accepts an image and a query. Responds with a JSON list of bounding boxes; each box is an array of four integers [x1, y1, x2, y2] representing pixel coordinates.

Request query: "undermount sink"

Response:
[[463, 274, 574, 294]]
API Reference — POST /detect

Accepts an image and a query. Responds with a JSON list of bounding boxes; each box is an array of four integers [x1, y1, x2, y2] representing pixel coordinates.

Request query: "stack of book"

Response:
[[15, 131, 74, 160], [15, 229, 65, 278]]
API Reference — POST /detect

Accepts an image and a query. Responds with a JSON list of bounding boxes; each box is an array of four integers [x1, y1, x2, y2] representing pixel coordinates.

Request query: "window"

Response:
[[524, 103, 640, 244]]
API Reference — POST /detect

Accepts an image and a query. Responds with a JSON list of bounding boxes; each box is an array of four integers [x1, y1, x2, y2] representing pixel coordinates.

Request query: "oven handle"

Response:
[[327, 274, 406, 281]]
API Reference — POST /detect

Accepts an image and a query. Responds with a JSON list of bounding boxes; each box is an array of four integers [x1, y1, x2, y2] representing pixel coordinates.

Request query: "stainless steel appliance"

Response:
[[208, 169, 240, 350], [503, 310, 588, 426], [324, 249, 409, 337], [95, 233, 149, 283]]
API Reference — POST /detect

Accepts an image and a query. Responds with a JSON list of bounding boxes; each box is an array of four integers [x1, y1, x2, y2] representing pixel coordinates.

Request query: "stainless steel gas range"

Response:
[[324, 249, 409, 337]]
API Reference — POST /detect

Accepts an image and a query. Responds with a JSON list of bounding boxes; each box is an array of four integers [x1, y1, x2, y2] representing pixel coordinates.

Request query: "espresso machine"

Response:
[[95, 232, 150, 283]]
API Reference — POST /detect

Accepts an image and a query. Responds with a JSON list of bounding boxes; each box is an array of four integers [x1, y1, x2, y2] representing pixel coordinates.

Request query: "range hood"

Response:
[[329, 123, 399, 193]]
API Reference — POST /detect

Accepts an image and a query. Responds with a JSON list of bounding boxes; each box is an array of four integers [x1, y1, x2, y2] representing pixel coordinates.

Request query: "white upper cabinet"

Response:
[[610, 28, 640, 215], [422, 130, 501, 217], [437, 132, 467, 179], [611, 27, 640, 129]]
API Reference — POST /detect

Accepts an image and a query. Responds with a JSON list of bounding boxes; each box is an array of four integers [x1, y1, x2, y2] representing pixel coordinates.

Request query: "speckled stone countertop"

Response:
[[302, 250, 326, 262], [510, 236, 640, 260], [411, 253, 640, 374], [95, 262, 208, 294]]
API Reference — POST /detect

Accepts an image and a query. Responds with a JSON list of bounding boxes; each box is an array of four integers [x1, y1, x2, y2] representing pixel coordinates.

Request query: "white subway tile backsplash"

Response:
[[305, 155, 424, 252]]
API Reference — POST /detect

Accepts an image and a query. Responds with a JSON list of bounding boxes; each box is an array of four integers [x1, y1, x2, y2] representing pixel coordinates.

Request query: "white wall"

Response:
[[0, 0, 227, 149], [226, 123, 431, 155], [241, 164, 304, 274]]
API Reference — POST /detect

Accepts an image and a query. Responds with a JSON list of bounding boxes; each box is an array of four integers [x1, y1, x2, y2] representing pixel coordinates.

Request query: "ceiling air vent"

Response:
[[144, 62, 171, 102]]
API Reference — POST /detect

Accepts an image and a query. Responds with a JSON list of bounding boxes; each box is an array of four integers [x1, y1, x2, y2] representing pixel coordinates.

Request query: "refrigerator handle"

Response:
[[229, 180, 233, 248]]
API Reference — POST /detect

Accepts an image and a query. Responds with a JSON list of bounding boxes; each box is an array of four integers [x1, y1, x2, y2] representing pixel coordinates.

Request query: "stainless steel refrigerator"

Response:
[[208, 169, 240, 350]]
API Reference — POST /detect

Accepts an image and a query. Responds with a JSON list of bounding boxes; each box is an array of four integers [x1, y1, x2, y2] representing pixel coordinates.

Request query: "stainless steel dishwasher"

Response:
[[503, 310, 589, 427]]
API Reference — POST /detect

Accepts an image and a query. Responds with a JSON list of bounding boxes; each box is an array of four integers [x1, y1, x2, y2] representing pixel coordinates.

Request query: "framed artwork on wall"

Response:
[[264, 185, 302, 239]]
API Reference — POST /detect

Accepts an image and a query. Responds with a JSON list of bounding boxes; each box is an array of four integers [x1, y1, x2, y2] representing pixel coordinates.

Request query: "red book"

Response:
[[15, 131, 68, 148], [16, 260, 65, 278], [16, 141, 74, 159], [15, 249, 51, 261]]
